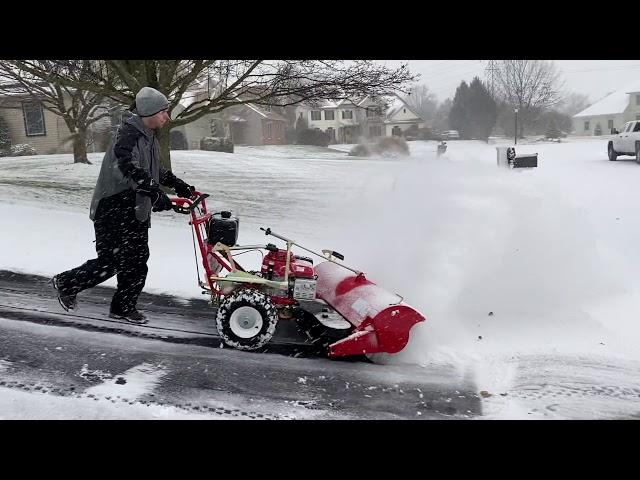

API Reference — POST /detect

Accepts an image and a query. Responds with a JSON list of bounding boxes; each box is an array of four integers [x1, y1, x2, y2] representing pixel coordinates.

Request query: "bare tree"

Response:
[[557, 92, 591, 117], [433, 98, 452, 132], [403, 83, 438, 123], [10, 60, 416, 169], [494, 60, 564, 137], [0, 60, 112, 164]]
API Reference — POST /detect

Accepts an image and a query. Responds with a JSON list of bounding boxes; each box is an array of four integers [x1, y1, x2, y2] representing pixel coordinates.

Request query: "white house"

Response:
[[384, 95, 426, 137], [572, 81, 640, 136], [295, 94, 425, 144]]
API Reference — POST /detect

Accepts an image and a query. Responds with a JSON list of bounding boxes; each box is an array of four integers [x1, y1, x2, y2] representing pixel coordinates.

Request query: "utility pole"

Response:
[[514, 108, 518, 145], [484, 60, 498, 99]]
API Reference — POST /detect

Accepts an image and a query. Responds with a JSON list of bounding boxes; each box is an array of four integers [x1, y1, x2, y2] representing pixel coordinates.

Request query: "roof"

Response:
[[573, 80, 640, 118], [244, 103, 287, 122], [384, 94, 423, 121], [302, 96, 371, 110], [225, 114, 246, 122]]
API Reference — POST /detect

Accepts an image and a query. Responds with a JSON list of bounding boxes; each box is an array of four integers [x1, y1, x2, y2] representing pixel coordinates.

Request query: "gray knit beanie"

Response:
[[135, 87, 169, 117]]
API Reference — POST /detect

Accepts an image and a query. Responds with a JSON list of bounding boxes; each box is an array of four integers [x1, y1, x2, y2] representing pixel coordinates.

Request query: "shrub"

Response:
[[200, 136, 234, 153], [348, 136, 409, 157], [376, 136, 409, 155], [296, 128, 330, 147], [10, 144, 37, 156], [0, 115, 11, 156], [348, 144, 372, 156]]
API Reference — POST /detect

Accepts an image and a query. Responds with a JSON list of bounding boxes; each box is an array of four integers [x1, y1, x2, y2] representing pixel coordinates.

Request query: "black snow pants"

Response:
[[56, 190, 150, 314]]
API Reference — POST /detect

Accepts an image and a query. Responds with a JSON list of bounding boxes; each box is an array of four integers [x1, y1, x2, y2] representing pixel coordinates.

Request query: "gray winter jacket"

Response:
[[89, 112, 171, 223]]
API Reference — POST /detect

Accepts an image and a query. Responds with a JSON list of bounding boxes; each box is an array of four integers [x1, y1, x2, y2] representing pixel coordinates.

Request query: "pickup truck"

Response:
[[608, 120, 640, 163], [441, 130, 460, 140]]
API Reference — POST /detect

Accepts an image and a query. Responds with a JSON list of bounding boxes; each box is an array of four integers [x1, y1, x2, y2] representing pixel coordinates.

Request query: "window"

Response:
[[369, 125, 382, 137], [265, 122, 272, 138], [324, 110, 335, 121], [608, 120, 614, 130], [636, 114, 640, 120], [310, 110, 321, 121], [584, 121, 590, 131], [22, 102, 46, 136], [626, 122, 634, 132], [342, 110, 353, 119], [326, 127, 335, 141], [634, 122, 640, 132], [366, 107, 381, 117], [403, 108, 406, 114]]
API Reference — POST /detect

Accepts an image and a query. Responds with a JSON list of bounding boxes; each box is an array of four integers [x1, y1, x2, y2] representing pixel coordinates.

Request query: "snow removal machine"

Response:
[[171, 192, 425, 360]]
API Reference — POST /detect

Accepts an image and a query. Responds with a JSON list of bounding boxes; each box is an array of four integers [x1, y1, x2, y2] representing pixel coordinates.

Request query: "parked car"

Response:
[[441, 130, 460, 140], [608, 121, 640, 163]]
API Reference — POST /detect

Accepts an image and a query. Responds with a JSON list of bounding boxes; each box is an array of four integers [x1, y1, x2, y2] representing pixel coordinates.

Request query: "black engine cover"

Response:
[[208, 212, 239, 246]]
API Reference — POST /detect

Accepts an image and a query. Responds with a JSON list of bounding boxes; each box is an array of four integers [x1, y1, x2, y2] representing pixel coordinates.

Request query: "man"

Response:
[[52, 86, 195, 325]]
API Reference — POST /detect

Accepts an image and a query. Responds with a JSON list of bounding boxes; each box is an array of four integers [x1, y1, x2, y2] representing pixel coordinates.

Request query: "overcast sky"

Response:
[[382, 60, 640, 104]]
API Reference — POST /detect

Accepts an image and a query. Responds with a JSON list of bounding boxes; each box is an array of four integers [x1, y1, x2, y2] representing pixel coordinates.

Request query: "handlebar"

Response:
[[171, 193, 209, 214]]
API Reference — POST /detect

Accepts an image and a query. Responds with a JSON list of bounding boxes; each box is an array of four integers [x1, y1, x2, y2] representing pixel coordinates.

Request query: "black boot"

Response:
[[51, 276, 78, 312], [109, 308, 148, 325]]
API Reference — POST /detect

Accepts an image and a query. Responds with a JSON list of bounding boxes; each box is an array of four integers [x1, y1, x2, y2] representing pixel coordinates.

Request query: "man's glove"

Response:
[[151, 191, 174, 212], [173, 178, 196, 199], [137, 179, 174, 212], [135, 176, 157, 194]]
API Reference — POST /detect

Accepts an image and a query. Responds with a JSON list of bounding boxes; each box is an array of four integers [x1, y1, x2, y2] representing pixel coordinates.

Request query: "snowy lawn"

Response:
[[2, 138, 640, 373]]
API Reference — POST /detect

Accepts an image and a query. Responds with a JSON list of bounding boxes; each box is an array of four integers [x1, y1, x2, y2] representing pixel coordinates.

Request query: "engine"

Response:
[[261, 248, 316, 300], [207, 211, 239, 246]]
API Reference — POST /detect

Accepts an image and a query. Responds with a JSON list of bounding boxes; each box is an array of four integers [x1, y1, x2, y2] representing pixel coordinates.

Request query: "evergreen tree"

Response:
[[449, 81, 470, 138], [545, 117, 562, 138], [0, 115, 11, 155], [449, 78, 497, 140], [468, 77, 497, 140], [295, 113, 308, 132]]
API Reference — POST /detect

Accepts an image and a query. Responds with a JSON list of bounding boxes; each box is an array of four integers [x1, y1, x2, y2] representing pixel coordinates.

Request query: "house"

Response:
[[171, 101, 289, 149], [384, 95, 427, 137], [170, 81, 291, 149], [0, 91, 75, 154], [572, 81, 640, 136], [0, 84, 120, 155], [294, 94, 425, 144], [224, 103, 289, 146]]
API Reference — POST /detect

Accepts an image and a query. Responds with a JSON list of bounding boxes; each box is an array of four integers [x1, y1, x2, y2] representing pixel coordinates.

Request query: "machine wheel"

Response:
[[608, 142, 618, 161], [636, 142, 640, 164], [215, 289, 278, 351]]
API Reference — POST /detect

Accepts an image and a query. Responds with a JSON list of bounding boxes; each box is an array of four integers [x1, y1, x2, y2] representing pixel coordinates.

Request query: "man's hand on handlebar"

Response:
[[171, 193, 209, 214]]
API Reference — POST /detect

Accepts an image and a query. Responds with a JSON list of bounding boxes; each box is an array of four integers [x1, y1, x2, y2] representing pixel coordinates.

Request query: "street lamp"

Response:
[[514, 108, 519, 145]]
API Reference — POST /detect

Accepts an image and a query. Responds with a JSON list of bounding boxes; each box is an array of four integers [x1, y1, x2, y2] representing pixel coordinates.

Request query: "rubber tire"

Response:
[[636, 142, 640, 165], [215, 289, 278, 351], [608, 142, 617, 161]]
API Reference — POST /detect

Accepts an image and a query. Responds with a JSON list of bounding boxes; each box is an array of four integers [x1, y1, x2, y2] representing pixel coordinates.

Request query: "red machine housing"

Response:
[[261, 249, 315, 280], [173, 193, 426, 359], [314, 261, 426, 357]]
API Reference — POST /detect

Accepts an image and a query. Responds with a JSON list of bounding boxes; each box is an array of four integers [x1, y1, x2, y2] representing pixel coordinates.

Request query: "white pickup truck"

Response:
[[608, 120, 640, 163]]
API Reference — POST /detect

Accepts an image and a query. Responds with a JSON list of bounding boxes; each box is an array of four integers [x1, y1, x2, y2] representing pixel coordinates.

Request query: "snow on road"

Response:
[[2, 138, 640, 418]]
